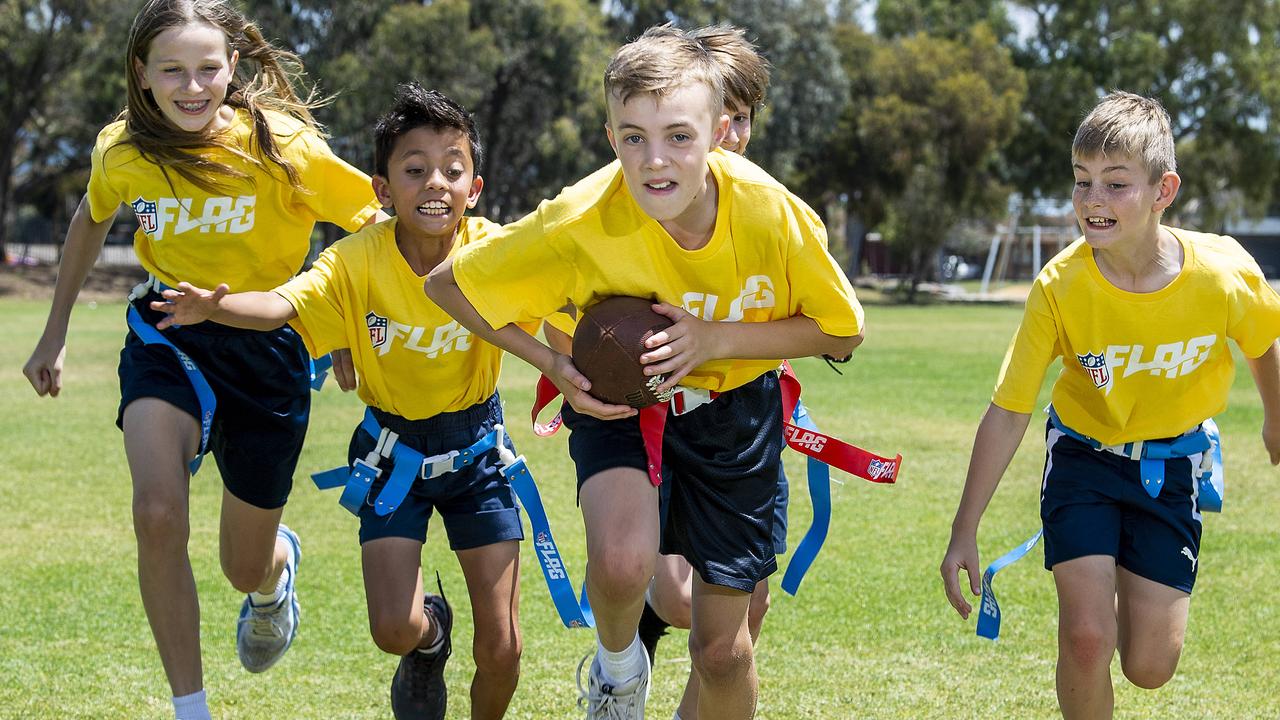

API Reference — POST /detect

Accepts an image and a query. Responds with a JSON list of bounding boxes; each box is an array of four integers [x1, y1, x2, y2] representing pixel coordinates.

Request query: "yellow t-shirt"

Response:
[[453, 148, 863, 393], [87, 109, 380, 292], [993, 227, 1280, 444], [277, 216, 533, 420]]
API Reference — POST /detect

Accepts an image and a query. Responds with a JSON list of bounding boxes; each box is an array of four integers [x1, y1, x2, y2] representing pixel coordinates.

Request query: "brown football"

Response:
[[572, 296, 675, 408]]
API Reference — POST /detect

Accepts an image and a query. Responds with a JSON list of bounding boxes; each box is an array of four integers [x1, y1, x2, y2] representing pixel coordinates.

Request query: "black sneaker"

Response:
[[390, 575, 453, 720], [637, 599, 670, 666]]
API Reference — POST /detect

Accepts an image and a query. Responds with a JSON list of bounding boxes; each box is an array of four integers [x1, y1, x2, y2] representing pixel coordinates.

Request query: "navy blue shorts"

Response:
[[661, 464, 788, 554], [1040, 422, 1204, 593], [563, 372, 784, 593], [350, 394, 524, 550], [118, 293, 310, 510]]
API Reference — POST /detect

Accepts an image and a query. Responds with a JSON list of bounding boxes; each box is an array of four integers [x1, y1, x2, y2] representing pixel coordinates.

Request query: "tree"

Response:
[[1007, 1, 1280, 226], [0, 0, 120, 257], [819, 22, 1026, 299]]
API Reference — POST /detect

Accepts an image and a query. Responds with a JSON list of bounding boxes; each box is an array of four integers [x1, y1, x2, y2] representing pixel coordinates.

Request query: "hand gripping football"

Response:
[[571, 296, 676, 408]]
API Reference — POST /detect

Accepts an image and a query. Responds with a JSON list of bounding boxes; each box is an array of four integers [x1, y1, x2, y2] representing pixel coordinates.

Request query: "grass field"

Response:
[[2, 298, 1278, 719]]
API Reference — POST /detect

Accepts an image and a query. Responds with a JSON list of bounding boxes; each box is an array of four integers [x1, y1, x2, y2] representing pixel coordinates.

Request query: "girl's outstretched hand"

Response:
[[149, 282, 229, 330]]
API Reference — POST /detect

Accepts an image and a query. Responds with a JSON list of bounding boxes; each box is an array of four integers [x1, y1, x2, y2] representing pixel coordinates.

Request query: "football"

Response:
[[572, 296, 675, 408]]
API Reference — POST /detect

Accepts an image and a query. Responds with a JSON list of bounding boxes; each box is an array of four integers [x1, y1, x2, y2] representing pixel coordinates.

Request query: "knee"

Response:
[[1060, 623, 1116, 672], [369, 614, 421, 657], [1120, 650, 1180, 689], [473, 631, 522, 679], [689, 632, 752, 685], [588, 549, 652, 604], [132, 494, 189, 547]]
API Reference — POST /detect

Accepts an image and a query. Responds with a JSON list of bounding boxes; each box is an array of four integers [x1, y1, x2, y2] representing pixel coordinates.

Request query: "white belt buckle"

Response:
[[421, 450, 460, 480], [670, 386, 712, 416]]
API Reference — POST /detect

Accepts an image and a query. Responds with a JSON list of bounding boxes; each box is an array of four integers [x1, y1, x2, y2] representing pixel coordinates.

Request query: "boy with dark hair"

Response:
[[154, 82, 525, 720], [428, 25, 862, 720], [941, 91, 1280, 718]]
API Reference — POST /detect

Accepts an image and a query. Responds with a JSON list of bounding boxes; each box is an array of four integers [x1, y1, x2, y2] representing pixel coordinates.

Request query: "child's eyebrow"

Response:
[[618, 121, 696, 132], [1073, 162, 1133, 173]]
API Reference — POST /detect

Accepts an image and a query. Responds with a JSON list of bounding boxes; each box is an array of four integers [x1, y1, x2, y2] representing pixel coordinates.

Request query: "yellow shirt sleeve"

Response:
[[275, 245, 351, 358], [86, 130, 125, 223], [1227, 256, 1280, 358], [992, 279, 1060, 414], [289, 130, 381, 232], [453, 203, 580, 330], [784, 202, 863, 337]]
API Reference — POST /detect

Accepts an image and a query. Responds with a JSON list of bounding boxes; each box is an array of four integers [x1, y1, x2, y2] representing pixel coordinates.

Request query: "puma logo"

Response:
[[1181, 546, 1198, 571]]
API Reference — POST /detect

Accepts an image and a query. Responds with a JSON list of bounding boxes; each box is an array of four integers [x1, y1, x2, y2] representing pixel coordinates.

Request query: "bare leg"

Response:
[[689, 577, 755, 720], [1053, 555, 1119, 720], [361, 537, 429, 656], [456, 541, 521, 720], [579, 468, 659, 651], [219, 490, 286, 595], [123, 398, 201, 697], [1115, 567, 1190, 689]]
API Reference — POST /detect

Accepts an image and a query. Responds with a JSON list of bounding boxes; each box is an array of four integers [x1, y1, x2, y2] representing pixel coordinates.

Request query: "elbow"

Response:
[[423, 263, 451, 302], [828, 330, 863, 361]]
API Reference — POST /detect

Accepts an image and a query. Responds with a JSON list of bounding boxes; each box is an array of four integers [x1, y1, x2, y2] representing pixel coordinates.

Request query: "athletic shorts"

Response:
[[563, 371, 785, 593], [118, 292, 310, 510], [661, 463, 788, 555], [350, 394, 524, 550], [1040, 421, 1204, 593]]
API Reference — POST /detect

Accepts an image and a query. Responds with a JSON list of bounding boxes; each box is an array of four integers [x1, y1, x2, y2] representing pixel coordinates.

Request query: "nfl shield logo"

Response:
[[366, 311, 388, 349], [1077, 351, 1110, 389], [131, 197, 158, 234], [536, 532, 549, 545]]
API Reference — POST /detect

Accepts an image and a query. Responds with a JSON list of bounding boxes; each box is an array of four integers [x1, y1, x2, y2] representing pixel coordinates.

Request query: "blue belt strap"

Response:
[[502, 456, 595, 628], [780, 399, 831, 596], [976, 529, 1043, 640], [125, 305, 214, 475], [1048, 406, 1210, 500], [310, 353, 333, 391], [1199, 419, 1224, 512]]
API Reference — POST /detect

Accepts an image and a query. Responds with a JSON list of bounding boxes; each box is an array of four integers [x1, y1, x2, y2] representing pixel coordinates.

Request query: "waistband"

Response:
[[371, 393, 501, 436], [128, 276, 269, 337]]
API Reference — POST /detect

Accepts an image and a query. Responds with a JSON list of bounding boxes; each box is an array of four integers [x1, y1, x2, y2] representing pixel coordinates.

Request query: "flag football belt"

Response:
[[311, 407, 592, 629], [131, 273, 334, 392], [125, 304, 215, 476], [975, 409, 1225, 641], [529, 361, 903, 595]]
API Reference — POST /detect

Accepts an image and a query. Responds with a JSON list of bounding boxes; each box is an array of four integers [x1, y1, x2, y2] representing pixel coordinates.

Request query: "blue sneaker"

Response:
[[236, 525, 301, 673]]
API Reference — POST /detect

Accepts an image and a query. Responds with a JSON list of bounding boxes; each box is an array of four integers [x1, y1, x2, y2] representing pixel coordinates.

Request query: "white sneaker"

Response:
[[576, 651, 650, 720], [236, 525, 301, 673]]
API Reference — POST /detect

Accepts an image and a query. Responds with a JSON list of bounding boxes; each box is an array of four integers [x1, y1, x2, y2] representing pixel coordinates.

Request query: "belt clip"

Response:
[[670, 387, 713, 416], [421, 449, 461, 480]]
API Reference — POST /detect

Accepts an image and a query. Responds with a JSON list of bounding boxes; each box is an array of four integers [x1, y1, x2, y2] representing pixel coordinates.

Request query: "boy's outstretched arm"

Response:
[[1246, 340, 1280, 465], [149, 282, 297, 331], [425, 259, 635, 420], [640, 302, 863, 391], [940, 403, 1031, 619], [23, 195, 114, 397]]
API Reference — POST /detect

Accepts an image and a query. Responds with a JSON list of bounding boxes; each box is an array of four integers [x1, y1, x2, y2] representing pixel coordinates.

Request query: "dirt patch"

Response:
[[0, 264, 147, 302]]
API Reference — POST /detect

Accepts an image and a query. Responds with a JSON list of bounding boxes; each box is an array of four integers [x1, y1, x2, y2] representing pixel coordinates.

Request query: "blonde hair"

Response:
[[691, 24, 771, 118], [1073, 91, 1176, 182], [604, 25, 724, 119], [120, 0, 326, 194]]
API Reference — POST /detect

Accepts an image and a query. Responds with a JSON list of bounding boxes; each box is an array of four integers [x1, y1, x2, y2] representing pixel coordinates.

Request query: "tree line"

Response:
[[4, 0, 1280, 289]]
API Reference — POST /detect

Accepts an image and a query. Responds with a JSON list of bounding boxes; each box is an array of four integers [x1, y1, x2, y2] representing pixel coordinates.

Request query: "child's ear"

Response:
[[372, 175, 393, 208], [1153, 170, 1181, 213], [605, 124, 617, 154], [467, 175, 484, 208], [712, 112, 730, 149], [134, 57, 150, 90]]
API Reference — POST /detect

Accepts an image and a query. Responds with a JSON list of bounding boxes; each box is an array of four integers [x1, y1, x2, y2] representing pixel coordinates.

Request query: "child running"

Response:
[[940, 91, 1280, 718], [152, 83, 524, 720], [428, 25, 863, 720], [22, 1, 380, 718]]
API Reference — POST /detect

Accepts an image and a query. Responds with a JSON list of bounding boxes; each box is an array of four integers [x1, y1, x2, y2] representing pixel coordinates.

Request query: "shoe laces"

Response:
[[242, 598, 287, 639], [576, 653, 645, 720]]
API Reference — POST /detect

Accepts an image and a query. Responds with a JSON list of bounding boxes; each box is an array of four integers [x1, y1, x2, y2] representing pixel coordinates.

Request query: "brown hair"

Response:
[[691, 24, 771, 119], [1073, 91, 1176, 182], [120, 0, 325, 193], [603, 24, 724, 120]]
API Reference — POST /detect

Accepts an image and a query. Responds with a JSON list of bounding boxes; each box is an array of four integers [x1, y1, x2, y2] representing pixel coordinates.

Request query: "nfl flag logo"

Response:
[[366, 311, 388, 349], [1077, 351, 1110, 389], [131, 197, 158, 234], [536, 532, 549, 545]]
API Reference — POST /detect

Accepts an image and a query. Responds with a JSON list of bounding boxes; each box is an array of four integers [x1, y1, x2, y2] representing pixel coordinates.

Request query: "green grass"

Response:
[[2, 299, 1278, 718]]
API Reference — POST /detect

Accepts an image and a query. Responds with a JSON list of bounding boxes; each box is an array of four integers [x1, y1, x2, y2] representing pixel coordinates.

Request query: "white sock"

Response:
[[598, 634, 646, 684], [249, 564, 288, 606], [172, 689, 211, 720], [417, 615, 445, 656]]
